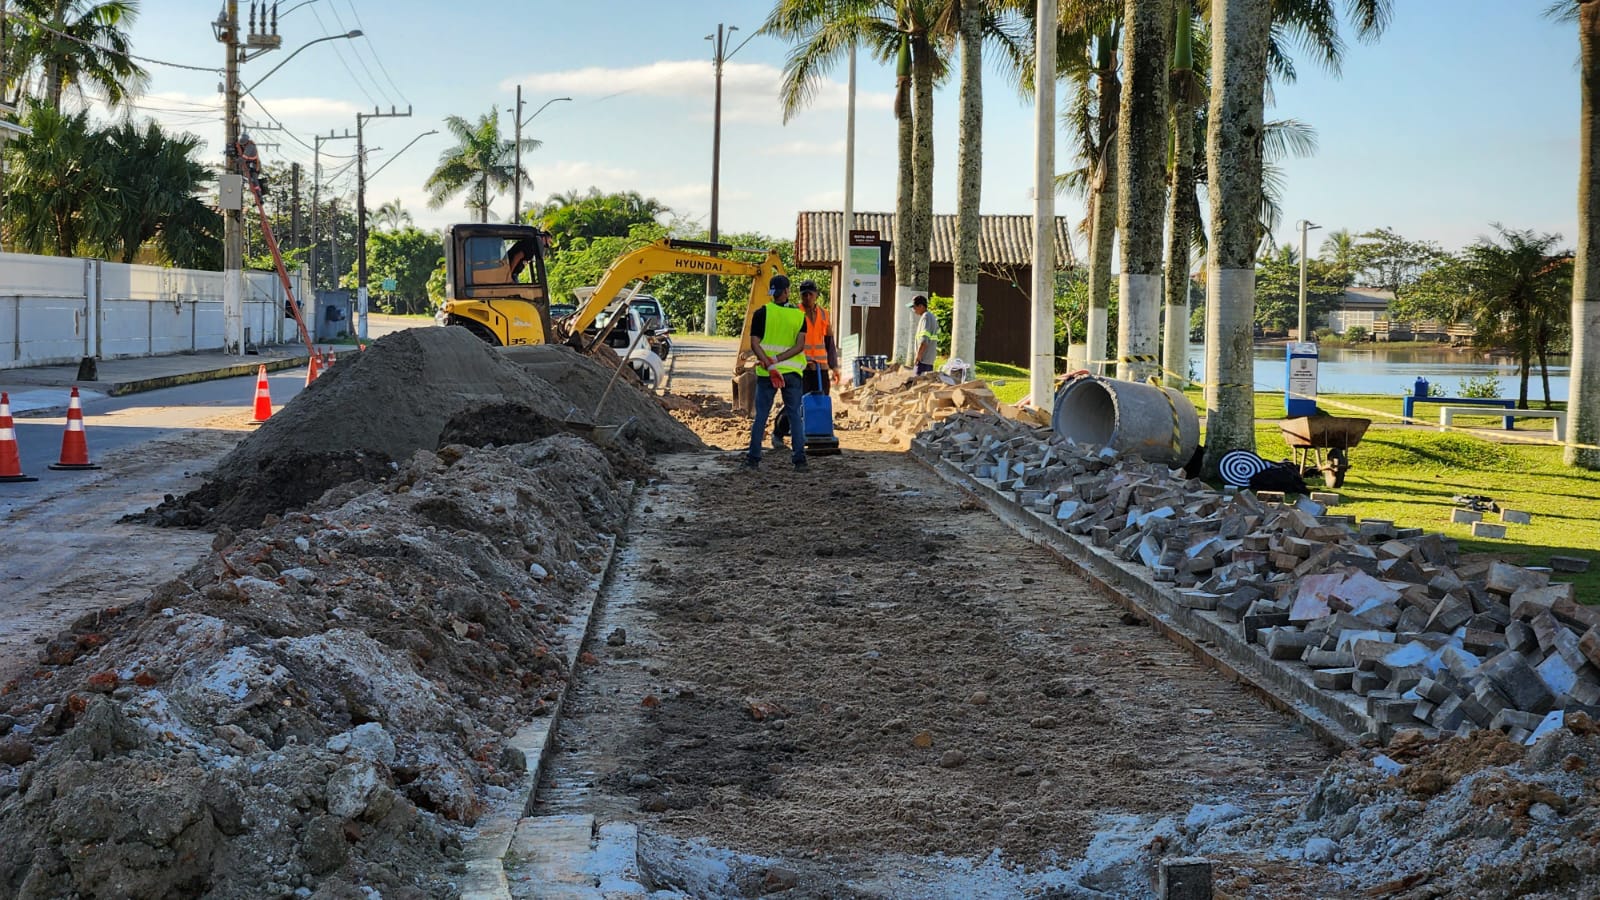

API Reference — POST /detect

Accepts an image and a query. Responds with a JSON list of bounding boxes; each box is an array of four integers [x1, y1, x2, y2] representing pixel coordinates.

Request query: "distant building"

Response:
[[1325, 287, 1394, 335], [794, 211, 1075, 366]]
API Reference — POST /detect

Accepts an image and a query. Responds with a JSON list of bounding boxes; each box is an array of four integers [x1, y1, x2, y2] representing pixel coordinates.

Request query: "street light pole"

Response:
[[355, 106, 412, 340], [512, 91, 569, 223], [1297, 219, 1321, 341], [704, 23, 756, 335]]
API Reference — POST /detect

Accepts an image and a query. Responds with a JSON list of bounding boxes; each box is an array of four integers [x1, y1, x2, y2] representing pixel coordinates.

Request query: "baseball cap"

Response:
[[909, 295, 928, 308], [798, 279, 819, 294], [769, 274, 790, 295]]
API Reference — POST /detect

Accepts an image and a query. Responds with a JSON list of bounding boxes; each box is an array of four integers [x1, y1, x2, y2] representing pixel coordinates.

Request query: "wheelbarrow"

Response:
[[1278, 415, 1371, 489]]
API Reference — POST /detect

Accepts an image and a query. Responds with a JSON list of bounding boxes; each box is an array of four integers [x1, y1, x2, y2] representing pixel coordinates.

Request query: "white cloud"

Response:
[[761, 138, 847, 157], [505, 60, 891, 127]]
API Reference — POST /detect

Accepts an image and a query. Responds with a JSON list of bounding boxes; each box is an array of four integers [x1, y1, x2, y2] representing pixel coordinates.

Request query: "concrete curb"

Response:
[[910, 438, 1367, 751], [102, 354, 316, 396], [460, 483, 638, 900]]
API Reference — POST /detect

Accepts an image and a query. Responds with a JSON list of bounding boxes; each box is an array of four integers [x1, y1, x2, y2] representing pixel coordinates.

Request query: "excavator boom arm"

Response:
[[568, 239, 786, 336]]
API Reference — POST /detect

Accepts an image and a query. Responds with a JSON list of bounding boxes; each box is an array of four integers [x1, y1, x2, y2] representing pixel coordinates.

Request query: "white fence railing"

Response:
[[0, 251, 304, 370]]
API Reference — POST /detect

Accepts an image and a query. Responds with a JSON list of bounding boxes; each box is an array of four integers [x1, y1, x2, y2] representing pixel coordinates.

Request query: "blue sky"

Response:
[[116, 0, 1579, 259]]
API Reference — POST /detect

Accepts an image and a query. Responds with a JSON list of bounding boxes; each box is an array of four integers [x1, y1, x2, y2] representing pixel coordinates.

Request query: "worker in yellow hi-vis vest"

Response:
[[744, 274, 810, 472]]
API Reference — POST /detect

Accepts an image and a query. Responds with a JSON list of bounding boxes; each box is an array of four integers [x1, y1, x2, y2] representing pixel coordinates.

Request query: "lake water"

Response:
[[1184, 343, 1571, 401]]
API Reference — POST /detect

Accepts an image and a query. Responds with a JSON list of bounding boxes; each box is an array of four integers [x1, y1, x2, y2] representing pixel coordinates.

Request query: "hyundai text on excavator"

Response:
[[439, 223, 787, 352]]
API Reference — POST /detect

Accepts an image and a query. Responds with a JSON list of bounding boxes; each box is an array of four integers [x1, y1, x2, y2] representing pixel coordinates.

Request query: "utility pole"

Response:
[[328, 196, 340, 286], [216, 0, 279, 356], [1030, 0, 1058, 415], [311, 129, 354, 290], [840, 40, 857, 354], [355, 105, 412, 339], [290, 162, 301, 250], [512, 91, 568, 225], [1297, 219, 1321, 341], [703, 23, 754, 335]]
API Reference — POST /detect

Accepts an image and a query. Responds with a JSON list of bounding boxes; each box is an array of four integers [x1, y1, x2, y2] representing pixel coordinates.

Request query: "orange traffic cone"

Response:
[[305, 351, 321, 387], [250, 364, 273, 424], [0, 392, 38, 483], [48, 386, 100, 471]]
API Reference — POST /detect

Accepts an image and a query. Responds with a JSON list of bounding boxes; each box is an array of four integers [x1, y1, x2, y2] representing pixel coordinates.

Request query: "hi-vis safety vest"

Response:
[[756, 303, 807, 376], [802, 304, 830, 367]]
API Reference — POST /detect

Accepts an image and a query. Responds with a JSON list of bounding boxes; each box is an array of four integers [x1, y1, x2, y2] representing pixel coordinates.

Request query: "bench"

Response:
[[1403, 394, 1514, 429], [1439, 406, 1566, 439]]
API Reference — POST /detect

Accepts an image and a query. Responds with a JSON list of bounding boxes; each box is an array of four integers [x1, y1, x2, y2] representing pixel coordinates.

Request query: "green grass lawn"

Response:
[[964, 362, 1599, 597]]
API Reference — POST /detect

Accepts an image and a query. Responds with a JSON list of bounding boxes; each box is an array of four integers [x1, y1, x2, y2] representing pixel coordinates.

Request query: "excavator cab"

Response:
[[441, 223, 555, 345]]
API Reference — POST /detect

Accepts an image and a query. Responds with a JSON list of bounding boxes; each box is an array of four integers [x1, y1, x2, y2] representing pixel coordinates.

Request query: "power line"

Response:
[[342, 0, 410, 107], [9, 12, 222, 74], [309, 6, 379, 107], [327, 1, 393, 107]]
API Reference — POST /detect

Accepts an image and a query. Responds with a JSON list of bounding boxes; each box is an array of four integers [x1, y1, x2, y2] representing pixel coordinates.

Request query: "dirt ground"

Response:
[[539, 406, 1343, 896]]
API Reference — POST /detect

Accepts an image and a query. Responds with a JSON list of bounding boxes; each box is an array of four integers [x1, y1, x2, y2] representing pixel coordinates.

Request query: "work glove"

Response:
[[769, 370, 785, 389]]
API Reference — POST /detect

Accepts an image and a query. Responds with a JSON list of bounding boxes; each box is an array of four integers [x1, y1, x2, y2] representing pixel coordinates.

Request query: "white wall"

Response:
[[0, 252, 304, 369]]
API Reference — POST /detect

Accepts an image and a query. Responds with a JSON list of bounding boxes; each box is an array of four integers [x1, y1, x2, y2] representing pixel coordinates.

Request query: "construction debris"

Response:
[[134, 328, 700, 529], [839, 367, 1046, 447], [0, 436, 628, 898], [914, 411, 1596, 746]]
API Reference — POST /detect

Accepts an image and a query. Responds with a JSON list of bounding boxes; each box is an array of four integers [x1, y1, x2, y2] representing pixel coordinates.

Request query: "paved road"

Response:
[[0, 366, 313, 683], [661, 335, 740, 397]]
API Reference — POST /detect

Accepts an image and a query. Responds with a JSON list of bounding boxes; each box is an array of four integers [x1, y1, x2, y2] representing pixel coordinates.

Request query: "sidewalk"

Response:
[[0, 347, 321, 415]]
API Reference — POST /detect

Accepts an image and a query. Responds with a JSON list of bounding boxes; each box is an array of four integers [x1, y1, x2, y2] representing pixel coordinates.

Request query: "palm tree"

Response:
[[372, 198, 412, 231], [88, 119, 219, 267], [1454, 226, 1572, 409], [1551, 0, 1600, 468], [1200, 0, 1390, 475], [1161, 0, 1199, 387], [1, 99, 109, 254], [1115, 0, 1172, 382], [3, 0, 146, 112], [1319, 227, 1360, 284], [424, 108, 538, 224], [948, 0, 984, 365]]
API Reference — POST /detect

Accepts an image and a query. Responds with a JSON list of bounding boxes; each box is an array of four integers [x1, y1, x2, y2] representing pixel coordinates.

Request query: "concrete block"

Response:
[[1580, 627, 1600, 669], [1500, 509, 1532, 525], [1491, 708, 1548, 733], [1158, 857, 1213, 900], [1314, 667, 1357, 691], [1431, 694, 1467, 731], [1353, 670, 1387, 696], [1451, 508, 1483, 525], [1488, 562, 1550, 598], [1290, 573, 1344, 622], [1426, 595, 1474, 633], [1504, 614, 1542, 650], [1268, 628, 1321, 661], [1552, 595, 1600, 632], [1242, 612, 1291, 644], [1471, 522, 1508, 539], [1511, 585, 1569, 621], [1360, 519, 1398, 542], [1481, 652, 1555, 714], [1179, 592, 1222, 611], [1550, 555, 1591, 574], [1310, 491, 1341, 506], [1372, 698, 1420, 725], [1462, 629, 1507, 657], [1303, 648, 1356, 669], [1416, 677, 1454, 704], [1295, 496, 1327, 517], [1458, 691, 1493, 726], [1570, 675, 1600, 707], [1537, 652, 1579, 699]]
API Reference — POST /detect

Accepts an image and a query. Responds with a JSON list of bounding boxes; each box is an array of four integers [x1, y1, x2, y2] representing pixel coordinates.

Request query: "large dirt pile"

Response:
[[0, 436, 627, 899], [139, 328, 699, 529]]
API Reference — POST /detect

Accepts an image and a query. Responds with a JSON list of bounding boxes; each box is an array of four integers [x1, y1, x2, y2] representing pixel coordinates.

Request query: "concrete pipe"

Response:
[[1051, 376, 1200, 466]]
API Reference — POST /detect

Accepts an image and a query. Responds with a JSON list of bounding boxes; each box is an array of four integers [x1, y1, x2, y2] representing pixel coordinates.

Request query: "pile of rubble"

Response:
[[0, 436, 627, 898], [839, 367, 1044, 446], [916, 412, 1595, 745], [139, 327, 700, 529]]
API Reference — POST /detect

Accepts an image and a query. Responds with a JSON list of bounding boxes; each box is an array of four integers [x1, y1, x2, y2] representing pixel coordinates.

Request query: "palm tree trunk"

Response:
[[44, 2, 65, 112], [1117, 0, 1173, 382], [1201, 0, 1272, 477], [907, 34, 936, 365], [1163, 0, 1197, 389], [1086, 28, 1119, 374], [893, 29, 916, 363], [1519, 345, 1531, 409], [1539, 331, 1551, 409], [951, 0, 983, 367], [1570, 0, 1600, 468]]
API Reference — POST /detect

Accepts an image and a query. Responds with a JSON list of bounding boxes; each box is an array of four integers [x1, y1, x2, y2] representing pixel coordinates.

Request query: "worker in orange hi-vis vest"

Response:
[[771, 279, 839, 450]]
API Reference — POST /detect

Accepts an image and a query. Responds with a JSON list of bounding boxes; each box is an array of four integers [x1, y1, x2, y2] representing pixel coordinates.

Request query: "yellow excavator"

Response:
[[439, 223, 787, 352]]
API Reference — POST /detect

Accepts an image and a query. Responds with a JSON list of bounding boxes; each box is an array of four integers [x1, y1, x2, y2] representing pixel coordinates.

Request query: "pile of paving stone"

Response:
[[838, 367, 1044, 446], [918, 412, 1597, 744]]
